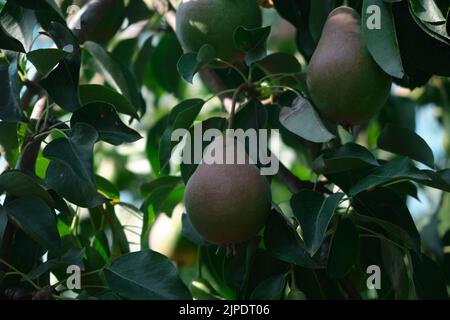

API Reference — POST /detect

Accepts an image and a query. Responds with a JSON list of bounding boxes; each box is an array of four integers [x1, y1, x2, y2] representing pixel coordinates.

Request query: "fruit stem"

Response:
[[227, 83, 249, 129]]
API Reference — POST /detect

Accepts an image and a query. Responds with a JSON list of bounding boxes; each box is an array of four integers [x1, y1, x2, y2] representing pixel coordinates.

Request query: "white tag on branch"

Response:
[[279, 96, 335, 143]]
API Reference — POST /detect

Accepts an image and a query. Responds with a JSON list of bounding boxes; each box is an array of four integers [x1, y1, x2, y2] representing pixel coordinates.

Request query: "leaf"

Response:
[[177, 44, 216, 83], [84, 41, 143, 114], [234, 26, 271, 65], [0, 170, 54, 206], [146, 115, 169, 175], [279, 96, 335, 143], [104, 250, 192, 300], [0, 205, 7, 244], [71, 102, 142, 145], [27, 48, 69, 76], [327, 217, 360, 278], [27, 248, 84, 280], [411, 252, 449, 299], [96, 175, 120, 201], [0, 1, 36, 52], [362, 0, 404, 78], [353, 189, 421, 252], [250, 274, 287, 300], [79, 84, 139, 119], [0, 117, 19, 165], [377, 124, 435, 168], [256, 52, 302, 87], [349, 157, 430, 196], [313, 143, 379, 174], [291, 191, 344, 255], [309, 0, 334, 42], [5, 196, 61, 255], [40, 22, 82, 112], [43, 123, 106, 208], [264, 210, 318, 268], [159, 99, 205, 171], [410, 0, 446, 24], [0, 61, 26, 122]]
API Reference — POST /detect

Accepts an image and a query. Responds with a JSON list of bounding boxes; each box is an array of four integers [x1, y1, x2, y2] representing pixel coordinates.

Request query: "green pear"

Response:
[[175, 0, 262, 64], [184, 135, 271, 244], [306, 6, 392, 125]]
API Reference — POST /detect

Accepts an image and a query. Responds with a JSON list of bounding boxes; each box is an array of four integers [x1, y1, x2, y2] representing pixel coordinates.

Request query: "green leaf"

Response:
[[362, 0, 404, 78], [353, 189, 421, 252], [327, 217, 359, 278], [84, 41, 143, 114], [177, 44, 216, 83], [79, 84, 139, 119], [146, 115, 169, 175], [377, 124, 435, 168], [349, 157, 430, 196], [104, 250, 192, 300], [250, 273, 287, 300], [27, 48, 69, 76], [411, 252, 449, 299], [313, 143, 379, 174], [40, 22, 82, 112], [264, 210, 318, 268], [279, 96, 335, 143], [291, 191, 344, 255], [0, 205, 7, 244], [159, 99, 205, 171], [71, 102, 142, 145], [0, 121, 19, 165], [0, 1, 36, 52], [256, 53, 302, 87], [0, 170, 55, 206], [309, 0, 334, 42], [410, 0, 446, 24], [234, 26, 271, 65], [0, 61, 26, 122], [96, 175, 120, 201], [5, 196, 61, 255], [27, 248, 84, 280], [43, 123, 106, 208]]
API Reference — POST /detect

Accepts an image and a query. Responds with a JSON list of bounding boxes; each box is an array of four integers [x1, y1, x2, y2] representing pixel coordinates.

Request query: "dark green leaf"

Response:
[[264, 210, 318, 268], [377, 124, 435, 168], [349, 157, 430, 196], [250, 273, 287, 300], [0, 121, 19, 165], [0, 61, 26, 122], [71, 102, 142, 145], [362, 0, 404, 78], [79, 84, 139, 119], [40, 22, 82, 112], [0, 1, 36, 52], [177, 44, 216, 83], [84, 41, 143, 114], [411, 252, 449, 299], [291, 191, 344, 255], [104, 250, 192, 300], [159, 99, 205, 171], [313, 143, 379, 174], [96, 175, 120, 201], [234, 26, 271, 65], [27, 48, 69, 76], [0, 205, 7, 244], [5, 196, 61, 254], [0, 170, 54, 206], [327, 217, 359, 278], [43, 123, 106, 208]]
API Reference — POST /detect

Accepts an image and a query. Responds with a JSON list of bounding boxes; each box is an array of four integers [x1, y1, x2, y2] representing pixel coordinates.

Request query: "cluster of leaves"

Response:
[[0, 0, 449, 300]]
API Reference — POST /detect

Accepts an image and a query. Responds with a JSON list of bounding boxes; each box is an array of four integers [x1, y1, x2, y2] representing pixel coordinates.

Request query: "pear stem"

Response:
[[227, 83, 249, 130]]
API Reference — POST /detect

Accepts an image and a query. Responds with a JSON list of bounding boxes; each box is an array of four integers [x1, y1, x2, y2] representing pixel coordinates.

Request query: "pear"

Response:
[[184, 135, 271, 244], [175, 0, 262, 64], [306, 6, 392, 125]]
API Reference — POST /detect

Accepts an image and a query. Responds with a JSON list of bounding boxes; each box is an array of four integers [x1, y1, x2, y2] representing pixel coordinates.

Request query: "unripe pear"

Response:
[[175, 0, 262, 64], [184, 135, 271, 244], [306, 6, 392, 125]]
